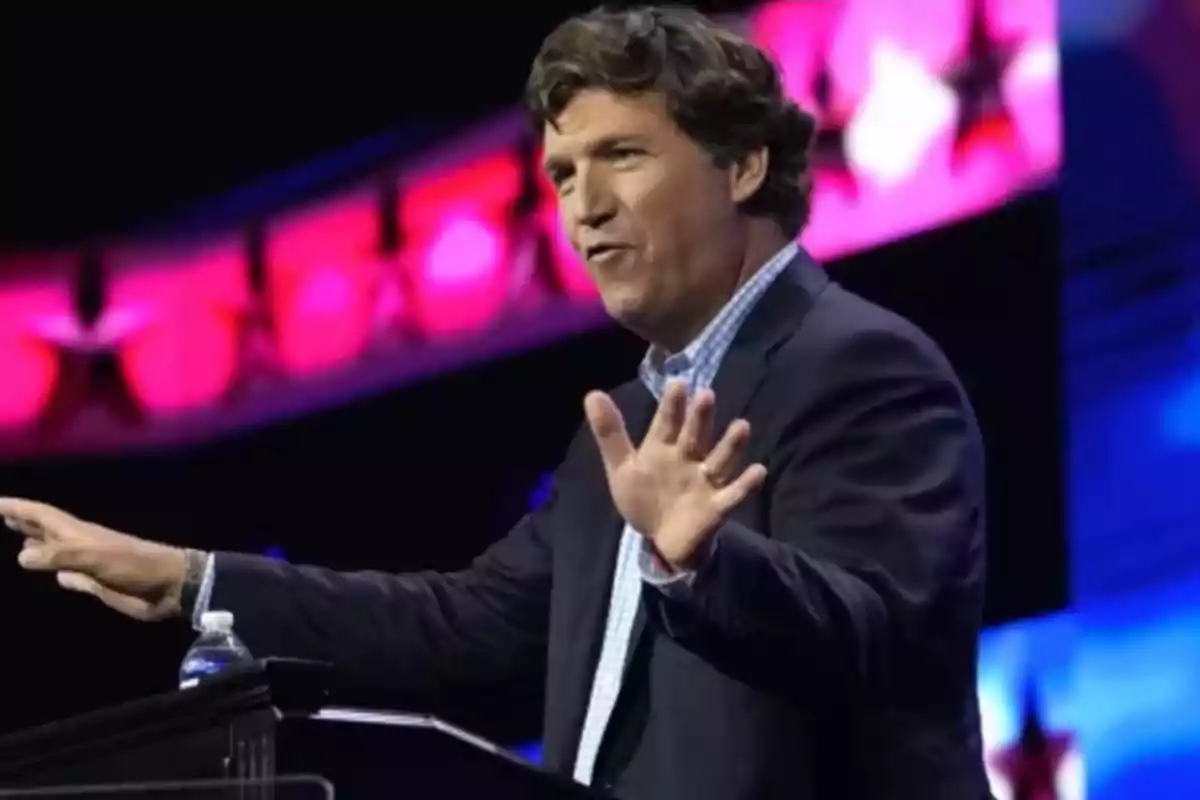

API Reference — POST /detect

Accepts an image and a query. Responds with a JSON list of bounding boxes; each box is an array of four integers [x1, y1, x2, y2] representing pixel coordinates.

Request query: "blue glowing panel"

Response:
[[1074, 575, 1200, 798], [977, 575, 1200, 798], [512, 740, 543, 765], [528, 471, 554, 511], [1163, 369, 1200, 446], [978, 612, 1084, 798], [1065, 258, 1200, 599]]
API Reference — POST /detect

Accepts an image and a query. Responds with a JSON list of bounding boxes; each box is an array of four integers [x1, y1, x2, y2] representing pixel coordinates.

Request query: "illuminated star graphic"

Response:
[[946, 0, 1022, 147], [989, 679, 1073, 800]]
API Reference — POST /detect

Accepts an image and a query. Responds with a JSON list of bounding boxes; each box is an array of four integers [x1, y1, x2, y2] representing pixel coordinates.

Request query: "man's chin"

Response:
[[599, 293, 660, 342]]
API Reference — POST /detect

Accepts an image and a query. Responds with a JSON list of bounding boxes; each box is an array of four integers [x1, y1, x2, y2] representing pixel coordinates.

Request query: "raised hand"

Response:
[[584, 379, 766, 570], [0, 497, 187, 621]]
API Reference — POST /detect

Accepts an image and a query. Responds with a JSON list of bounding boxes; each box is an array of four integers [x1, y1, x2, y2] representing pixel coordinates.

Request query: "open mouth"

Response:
[[585, 243, 626, 260]]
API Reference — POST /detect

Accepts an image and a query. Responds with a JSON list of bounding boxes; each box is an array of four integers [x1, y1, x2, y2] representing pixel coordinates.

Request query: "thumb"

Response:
[[584, 391, 635, 474], [57, 571, 161, 621], [18, 542, 59, 571], [57, 570, 102, 595]]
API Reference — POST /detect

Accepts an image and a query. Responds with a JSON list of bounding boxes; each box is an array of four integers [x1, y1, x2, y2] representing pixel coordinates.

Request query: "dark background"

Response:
[[0, 7, 1064, 745]]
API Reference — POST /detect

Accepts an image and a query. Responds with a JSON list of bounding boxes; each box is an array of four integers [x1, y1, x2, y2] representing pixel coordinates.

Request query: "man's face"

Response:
[[541, 89, 747, 347]]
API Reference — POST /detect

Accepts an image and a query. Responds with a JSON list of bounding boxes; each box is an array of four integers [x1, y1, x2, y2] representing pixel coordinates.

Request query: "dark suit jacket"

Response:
[[210, 252, 993, 799]]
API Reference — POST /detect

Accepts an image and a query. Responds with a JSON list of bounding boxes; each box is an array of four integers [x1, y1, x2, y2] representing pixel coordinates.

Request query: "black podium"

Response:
[[0, 659, 599, 799]]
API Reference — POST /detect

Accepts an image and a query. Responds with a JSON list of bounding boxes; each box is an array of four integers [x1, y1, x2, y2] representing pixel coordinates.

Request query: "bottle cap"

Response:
[[200, 610, 234, 632]]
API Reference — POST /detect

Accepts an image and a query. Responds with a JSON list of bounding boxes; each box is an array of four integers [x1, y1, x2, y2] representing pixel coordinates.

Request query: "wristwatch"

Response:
[[178, 548, 208, 618]]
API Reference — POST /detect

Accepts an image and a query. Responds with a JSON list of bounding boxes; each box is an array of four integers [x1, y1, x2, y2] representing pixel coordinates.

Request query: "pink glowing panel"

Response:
[[1001, 40, 1062, 176], [400, 153, 522, 232], [827, 0, 971, 115], [800, 167, 862, 259], [952, 114, 1029, 210], [984, 0, 1055, 43], [106, 242, 249, 414], [405, 216, 511, 335], [843, 41, 961, 193], [749, 1, 844, 116], [805, 119, 1025, 259], [982, 0, 1060, 177], [267, 195, 384, 376], [400, 154, 522, 335], [0, 257, 75, 428], [541, 203, 597, 300]]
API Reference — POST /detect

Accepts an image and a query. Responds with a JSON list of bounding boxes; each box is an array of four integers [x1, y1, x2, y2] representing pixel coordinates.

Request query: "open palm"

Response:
[[584, 380, 766, 569]]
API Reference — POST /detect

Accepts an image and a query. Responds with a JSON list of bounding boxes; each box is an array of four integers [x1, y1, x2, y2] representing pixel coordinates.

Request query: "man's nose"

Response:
[[571, 172, 617, 229]]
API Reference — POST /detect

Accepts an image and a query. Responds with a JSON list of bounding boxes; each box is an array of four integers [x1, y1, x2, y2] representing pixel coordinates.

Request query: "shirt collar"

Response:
[[638, 240, 799, 393]]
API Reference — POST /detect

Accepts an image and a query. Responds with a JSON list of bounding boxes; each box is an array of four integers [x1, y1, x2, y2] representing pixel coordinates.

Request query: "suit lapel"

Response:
[[710, 250, 830, 437]]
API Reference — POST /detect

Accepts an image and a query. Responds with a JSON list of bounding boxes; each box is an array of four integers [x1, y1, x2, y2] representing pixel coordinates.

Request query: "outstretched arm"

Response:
[[4, 431, 594, 696]]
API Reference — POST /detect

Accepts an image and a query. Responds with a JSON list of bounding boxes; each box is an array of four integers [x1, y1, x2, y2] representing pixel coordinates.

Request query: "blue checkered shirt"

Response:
[[571, 241, 798, 785]]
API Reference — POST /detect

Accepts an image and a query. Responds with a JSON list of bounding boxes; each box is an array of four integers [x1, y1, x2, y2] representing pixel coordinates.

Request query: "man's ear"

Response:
[[730, 147, 769, 204]]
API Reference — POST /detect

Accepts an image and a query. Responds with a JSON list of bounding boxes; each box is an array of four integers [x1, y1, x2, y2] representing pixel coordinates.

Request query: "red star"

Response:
[[945, 0, 1023, 156], [989, 680, 1073, 800]]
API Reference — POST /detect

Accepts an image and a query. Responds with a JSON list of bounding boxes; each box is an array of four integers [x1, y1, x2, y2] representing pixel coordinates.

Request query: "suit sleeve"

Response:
[[204, 434, 585, 694], [645, 327, 986, 700]]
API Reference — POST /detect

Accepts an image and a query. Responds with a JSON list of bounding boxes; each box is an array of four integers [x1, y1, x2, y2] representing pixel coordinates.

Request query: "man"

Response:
[[1, 7, 993, 799]]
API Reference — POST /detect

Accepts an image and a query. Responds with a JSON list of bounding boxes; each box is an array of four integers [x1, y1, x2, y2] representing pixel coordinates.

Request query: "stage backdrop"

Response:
[[0, 4, 1066, 793]]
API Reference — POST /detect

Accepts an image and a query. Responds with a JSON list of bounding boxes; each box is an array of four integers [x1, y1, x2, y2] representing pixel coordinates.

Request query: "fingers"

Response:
[[646, 379, 688, 443], [17, 541, 56, 570], [6, 515, 45, 540], [584, 391, 636, 474], [678, 388, 715, 458], [58, 571, 161, 621], [701, 419, 752, 485], [7, 499, 73, 571], [1, 498, 47, 538], [1, 497, 71, 540], [0, 497, 57, 521], [703, 417, 765, 513], [712, 464, 768, 515], [57, 570, 100, 594]]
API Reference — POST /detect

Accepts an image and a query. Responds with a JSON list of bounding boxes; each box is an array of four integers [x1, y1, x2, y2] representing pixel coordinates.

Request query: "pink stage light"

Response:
[[801, 166, 861, 260], [844, 40, 961, 193], [827, 0, 971, 116], [749, 1, 844, 116], [1001, 43, 1061, 177], [106, 242, 249, 414], [984, 0, 1061, 177], [984, 0, 1055, 44], [0, 257, 75, 428], [399, 153, 522, 335], [267, 194, 384, 376]]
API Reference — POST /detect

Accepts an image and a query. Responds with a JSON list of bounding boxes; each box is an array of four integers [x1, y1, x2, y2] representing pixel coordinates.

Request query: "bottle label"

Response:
[[180, 655, 229, 689]]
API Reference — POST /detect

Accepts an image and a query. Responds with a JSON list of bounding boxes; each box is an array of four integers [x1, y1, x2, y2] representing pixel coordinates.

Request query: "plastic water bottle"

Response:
[[179, 610, 254, 689]]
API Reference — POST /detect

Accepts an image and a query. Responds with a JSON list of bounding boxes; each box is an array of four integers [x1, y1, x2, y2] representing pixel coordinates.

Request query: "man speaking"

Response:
[[3, 7, 993, 799]]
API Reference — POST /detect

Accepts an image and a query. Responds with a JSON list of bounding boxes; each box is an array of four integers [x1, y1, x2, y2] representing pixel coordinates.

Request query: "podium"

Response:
[[0, 659, 600, 799]]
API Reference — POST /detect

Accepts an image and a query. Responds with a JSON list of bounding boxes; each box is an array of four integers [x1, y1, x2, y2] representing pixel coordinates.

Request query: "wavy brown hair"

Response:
[[524, 5, 817, 237]]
